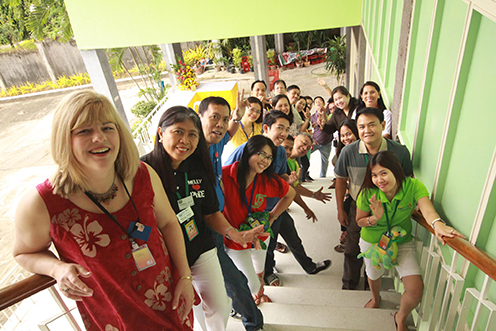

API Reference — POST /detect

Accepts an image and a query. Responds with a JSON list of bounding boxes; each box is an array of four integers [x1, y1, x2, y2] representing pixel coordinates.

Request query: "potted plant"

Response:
[[248, 55, 254, 71], [232, 48, 243, 73], [267, 49, 277, 70], [295, 51, 304, 68], [325, 35, 347, 85]]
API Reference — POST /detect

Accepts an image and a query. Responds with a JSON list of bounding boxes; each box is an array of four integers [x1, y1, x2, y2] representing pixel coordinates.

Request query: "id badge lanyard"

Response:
[[377, 200, 400, 251], [85, 179, 156, 271], [243, 176, 257, 220], [175, 172, 199, 241], [240, 122, 254, 141]]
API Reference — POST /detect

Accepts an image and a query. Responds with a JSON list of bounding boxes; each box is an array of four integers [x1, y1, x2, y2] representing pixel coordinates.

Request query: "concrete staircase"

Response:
[[225, 175, 406, 331]]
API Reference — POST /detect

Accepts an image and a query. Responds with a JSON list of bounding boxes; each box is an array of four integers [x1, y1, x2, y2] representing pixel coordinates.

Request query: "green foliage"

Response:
[[232, 48, 243, 68], [25, 0, 73, 42], [325, 35, 347, 84], [183, 44, 210, 67], [0, 0, 30, 46], [0, 73, 91, 98], [131, 100, 157, 119], [107, 45, 168, 104], [267, 49, 276, 65]]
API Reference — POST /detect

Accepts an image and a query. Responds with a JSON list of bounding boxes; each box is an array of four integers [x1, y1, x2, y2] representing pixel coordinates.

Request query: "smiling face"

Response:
[[315, 98, 325, 112], [371, 164, 398, 197], [199, 103, 230, 146], [263, 117, 290, 146], [305, 98, 313, 112], [339, 125, 357, 146], [293, 135, 312, 157], [295, 98, 306, 113], [159, 119, 199, 169], [333, 91, 350, 111], [357, 113, 384, 147], [274, 98, 291, 115], [361, 85, 380, 108], [248, 144, 273, 174], [71, 121, 120, 174], [286, 88, 300, 105], [274, 82, 286, 95], [244, 102, 262, 123], [251, 82, 267, 99], [282, 138, 294, 159]]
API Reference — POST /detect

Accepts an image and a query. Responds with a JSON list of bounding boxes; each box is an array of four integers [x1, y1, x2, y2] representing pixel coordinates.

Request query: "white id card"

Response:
[[177, 206, 194, 224], [177, 195, 194, 210]]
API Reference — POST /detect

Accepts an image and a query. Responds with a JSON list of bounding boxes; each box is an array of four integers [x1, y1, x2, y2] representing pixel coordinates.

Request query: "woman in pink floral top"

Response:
[[13, 91, 195, 331]]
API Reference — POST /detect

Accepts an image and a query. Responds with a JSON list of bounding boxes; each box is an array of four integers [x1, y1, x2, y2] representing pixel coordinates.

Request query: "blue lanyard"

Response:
[[243, 176, 257, 216], [240, 122, 254, 141], [382, 200, 400, 233]]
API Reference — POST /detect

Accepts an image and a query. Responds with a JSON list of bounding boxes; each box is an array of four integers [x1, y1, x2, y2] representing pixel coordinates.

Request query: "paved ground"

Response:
[[0, 63, 338, 291]]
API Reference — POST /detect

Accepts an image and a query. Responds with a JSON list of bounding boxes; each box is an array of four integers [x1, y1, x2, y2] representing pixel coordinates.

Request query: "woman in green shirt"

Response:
[[356, 151, 465, 331]]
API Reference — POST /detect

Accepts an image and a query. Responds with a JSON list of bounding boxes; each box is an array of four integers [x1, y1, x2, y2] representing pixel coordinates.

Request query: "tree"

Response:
[[0, 0, 30, 46], [325, 35, 347, 85], [25, 0, 73, 42]]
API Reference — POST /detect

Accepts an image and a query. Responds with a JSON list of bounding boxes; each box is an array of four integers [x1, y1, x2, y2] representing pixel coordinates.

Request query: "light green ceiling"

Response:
[[64, 0, 362, 49]]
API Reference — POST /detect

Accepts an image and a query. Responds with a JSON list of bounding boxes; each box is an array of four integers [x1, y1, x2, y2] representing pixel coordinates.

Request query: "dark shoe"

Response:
[[308, 260, 331, 274], [305, 174, 314, 182], [264, 273, 281, 286], [334, 244, 345, 253], [275, 242, 289, 253], [229, 309, 242, 320]]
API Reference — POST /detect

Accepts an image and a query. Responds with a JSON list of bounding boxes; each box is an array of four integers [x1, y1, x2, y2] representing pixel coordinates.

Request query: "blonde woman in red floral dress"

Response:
[[13, 91, 195, 331]]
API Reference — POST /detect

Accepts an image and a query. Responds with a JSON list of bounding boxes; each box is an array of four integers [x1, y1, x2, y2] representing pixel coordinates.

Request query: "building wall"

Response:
[[358, 0, 496, 312]]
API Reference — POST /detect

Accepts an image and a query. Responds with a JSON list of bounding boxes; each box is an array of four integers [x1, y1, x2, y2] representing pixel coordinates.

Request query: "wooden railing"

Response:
[[0, 274, 55, 311], [411, 210, 496, 281]]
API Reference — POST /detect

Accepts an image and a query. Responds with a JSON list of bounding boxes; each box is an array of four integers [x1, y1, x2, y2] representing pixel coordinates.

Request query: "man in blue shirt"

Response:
[[198, 95, 265, 331]]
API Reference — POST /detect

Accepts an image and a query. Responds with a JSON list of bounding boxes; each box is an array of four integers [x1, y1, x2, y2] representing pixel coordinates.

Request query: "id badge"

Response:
[[248, 217, 261, 229], [132, 244, 156, 271], [177, 206, 194, 224], [127, 221, 152, 241], [184, 218, 199, 241], [177, 195, 194, 210], [378, 233, 392, 251]]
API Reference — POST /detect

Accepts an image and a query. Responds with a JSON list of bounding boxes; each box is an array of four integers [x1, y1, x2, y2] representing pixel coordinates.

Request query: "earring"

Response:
[[159, 138, 163, 143]]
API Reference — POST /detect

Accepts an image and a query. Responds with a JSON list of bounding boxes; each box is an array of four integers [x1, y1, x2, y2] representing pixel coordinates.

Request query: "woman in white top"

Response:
[[357, 81, 392, 139]]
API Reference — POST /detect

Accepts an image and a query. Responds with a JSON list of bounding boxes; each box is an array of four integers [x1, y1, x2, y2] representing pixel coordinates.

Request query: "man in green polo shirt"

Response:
[[334, 107, 413, 290]]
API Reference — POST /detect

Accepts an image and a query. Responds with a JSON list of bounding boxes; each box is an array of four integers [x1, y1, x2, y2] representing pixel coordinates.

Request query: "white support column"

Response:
[[160, 43, 179, 87], [250, 36, 269, 85], [274, 33, 284, 55], [80, 49, 130, 131]]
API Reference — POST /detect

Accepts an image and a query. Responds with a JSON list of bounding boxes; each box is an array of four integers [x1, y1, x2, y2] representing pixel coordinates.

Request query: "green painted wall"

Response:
[[363, 0, 496, 326], [64, 0, 362, 49]]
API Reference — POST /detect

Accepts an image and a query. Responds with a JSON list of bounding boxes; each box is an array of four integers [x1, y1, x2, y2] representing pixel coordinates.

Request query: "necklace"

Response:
[[87, 175, 118, 205]]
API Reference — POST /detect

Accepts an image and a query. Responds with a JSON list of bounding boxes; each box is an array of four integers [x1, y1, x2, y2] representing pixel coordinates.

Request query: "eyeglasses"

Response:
[[257, 151, 273, 162], [248, 107, 262, 114]]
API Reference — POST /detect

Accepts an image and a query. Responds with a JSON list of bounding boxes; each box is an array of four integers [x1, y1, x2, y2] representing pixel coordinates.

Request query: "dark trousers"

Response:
[[213, 232, 263, 330], [264, 211, 316, 276], [342, 199, 363, 290], [300, 154, 310, 182]]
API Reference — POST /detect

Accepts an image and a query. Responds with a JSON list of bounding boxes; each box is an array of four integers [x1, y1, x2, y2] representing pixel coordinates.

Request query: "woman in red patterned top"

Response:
[[222, 135, 295, 304], [13, 91, 194, 331]]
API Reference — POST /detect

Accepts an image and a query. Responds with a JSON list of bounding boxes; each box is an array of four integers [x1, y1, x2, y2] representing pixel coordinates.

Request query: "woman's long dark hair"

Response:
[[359, 151, 406, 197], [236, 135, 282, 207], [357, 81, 387, 112], [332, 86, 359, 117], [141, 106, 215, 194], [271, 94, 294, 123], [336, 119, 359, 157]]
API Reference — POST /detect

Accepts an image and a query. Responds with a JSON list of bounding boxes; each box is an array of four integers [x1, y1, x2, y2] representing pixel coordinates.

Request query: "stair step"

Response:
[[258, 304, 397, 331], [263, 287, 401, 310], [274, 273, 396, 291]]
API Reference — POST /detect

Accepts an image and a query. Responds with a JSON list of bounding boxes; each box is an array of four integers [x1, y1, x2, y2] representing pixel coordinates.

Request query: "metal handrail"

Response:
[[411, 210, 496, 281]]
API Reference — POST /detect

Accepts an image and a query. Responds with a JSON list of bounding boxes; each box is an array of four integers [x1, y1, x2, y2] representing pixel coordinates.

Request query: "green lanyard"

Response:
[[382, 200, 400, 234], [175, 172, 189, 200]]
